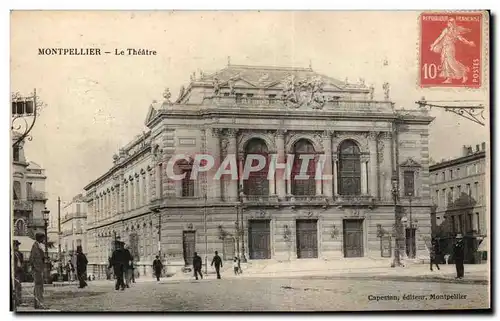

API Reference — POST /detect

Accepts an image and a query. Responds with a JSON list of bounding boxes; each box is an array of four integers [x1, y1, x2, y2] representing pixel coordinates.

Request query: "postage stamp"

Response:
[[419, 12, 483, 88]]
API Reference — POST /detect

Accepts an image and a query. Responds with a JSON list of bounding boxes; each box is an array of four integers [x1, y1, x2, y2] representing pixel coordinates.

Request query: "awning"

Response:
[[478, 236, 488, 251], [12, 236, 59, 255]]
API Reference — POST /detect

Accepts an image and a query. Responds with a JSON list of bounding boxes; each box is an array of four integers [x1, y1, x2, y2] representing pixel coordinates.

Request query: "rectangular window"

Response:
[[223, 92, 230, 97], [13, 146, 20, 162], [13, 181, 21, 200], [403, 171, 415, 196], [458, 215, 463, 233], [435, 173, 438, 183], [456, 168, 460, 178], [457, 185, 461, 198], [235, 93, 243, 103], [474, 182, 479, 200], [435, 190, 439, 206], [473, 163, 478, 174], [476, 212, 480, 233], [442, 172, 445, 181], [26, 182, 33, 199], [466, 183, 471, 197], [468, 214, 473, 232], [246, 93, 254, 98], [449, 187, 454, 204], [449, 169, 453, 180], [442, 189, 447, 207]]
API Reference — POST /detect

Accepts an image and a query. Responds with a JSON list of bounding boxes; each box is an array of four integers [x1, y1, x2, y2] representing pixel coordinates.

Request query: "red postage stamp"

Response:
[[419, 12, 482, 88]]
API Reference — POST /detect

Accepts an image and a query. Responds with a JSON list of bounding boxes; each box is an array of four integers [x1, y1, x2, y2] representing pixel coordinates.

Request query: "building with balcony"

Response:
[[12, 132, 49, 239], [84, 63, 434, 278], [61, 194, 88, 260], [430, 142, 488, 262]]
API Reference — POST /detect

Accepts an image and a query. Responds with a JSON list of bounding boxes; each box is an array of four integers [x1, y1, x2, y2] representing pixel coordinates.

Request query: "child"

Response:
[[233, 257, 239, 275]]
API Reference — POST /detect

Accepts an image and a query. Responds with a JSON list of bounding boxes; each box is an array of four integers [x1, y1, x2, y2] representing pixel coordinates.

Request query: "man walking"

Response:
[[109, 241, 127, 291], [454, 234, 465, 279], [211, 251, 223, 279], [152, 256, 163, 281], [13, 240, 24, 308], [76, 246, 88, 288], [29, 233, 46, 309], [430, 238, 441, 272], [193, 252, 203, 280]]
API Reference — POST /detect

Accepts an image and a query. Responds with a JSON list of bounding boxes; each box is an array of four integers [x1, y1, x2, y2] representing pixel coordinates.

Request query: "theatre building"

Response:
[[84, 63, 434, 277]]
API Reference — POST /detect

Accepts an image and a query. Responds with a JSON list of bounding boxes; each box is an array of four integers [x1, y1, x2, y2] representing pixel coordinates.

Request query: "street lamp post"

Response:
[[42, 207, 51, 284], [391, 173, 403, 267], [239, 191, 247, 263], [57, 197, 63, 282], [408, 192, 413, 259]]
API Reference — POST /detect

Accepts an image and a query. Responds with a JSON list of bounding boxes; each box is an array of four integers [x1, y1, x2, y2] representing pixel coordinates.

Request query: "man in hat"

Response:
[[152, 256, 163, 281], [29, 233, 46, 309], [453, 234, 465, 279], [108, 241, 129, 290], [13, 240, 24, 307]]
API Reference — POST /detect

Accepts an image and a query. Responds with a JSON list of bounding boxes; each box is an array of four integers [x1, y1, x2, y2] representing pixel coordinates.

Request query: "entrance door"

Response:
[[248, 220, 271, 259], [223, 237, 235, 261], [182, 231, 196, 265], [405, 228, 416, 258], [343, 219, 364, 257], [296, 220, 318, 258]]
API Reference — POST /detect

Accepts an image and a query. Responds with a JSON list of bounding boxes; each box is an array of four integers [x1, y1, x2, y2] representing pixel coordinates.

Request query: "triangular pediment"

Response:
[[223, 77, 257, 88], [400, 158, 421, 168]]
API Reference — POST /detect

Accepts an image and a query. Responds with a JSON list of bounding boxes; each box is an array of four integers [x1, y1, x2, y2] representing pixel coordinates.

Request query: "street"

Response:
[[21, 276, 489, 312]]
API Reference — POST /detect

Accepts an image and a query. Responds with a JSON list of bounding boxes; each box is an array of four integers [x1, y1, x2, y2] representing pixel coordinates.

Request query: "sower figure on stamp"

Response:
[[430, 238, 441, 272], [29, 233, 46, 309], [211, 251, 223, 279], [152, 256, 163, 281], [453, 234, 465, 279], [13, 240, 24, 308], [76, 245, 88, 288], [109, 241, 127, 291], [193, 252, 203, 280]]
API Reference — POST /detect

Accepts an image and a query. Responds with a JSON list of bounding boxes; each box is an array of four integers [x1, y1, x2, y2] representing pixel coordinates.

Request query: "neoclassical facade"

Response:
[[85, 63, 434, 277]]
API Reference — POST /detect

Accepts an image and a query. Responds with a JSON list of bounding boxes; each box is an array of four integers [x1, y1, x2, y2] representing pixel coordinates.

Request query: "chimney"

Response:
[[467, 146, 473, 155], [476, 144, 480, 152], [481, 142, 486, 151], [462, 145, 469, 156]]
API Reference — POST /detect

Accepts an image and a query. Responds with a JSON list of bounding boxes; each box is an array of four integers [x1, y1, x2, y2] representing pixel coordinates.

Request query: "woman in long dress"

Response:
[[430, 18, 476, 84]]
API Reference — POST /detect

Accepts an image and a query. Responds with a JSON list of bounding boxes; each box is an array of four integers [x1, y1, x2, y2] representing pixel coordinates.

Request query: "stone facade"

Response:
[[84, 64, 434, 278], [61, 194, 88, 260]]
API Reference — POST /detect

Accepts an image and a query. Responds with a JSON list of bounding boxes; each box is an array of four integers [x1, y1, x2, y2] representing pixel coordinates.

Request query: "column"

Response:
[[275, 130, 286, 200], [207, 128, 222, 200], [226, 129, 239, 201], [333, 156, 339, 196], [322, 130, 333, 198], [361, 157, 368, 195], [382, 132, 393, 201], [368, 132, 379, 198]]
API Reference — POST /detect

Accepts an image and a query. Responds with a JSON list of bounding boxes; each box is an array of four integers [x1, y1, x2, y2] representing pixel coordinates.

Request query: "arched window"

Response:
[[338, 140, 361, 195], [243, 139, 269, 197], [177, 160, 195, 197], [15, 219, 26, 236], [292, 139, 316, 196]]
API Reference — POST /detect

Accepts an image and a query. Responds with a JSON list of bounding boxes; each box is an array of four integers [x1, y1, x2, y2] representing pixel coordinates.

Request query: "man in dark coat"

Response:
[[108, 241, 130, 290], [76, 245, 88, 288], [211, 251, 223, 279], [29, 233, 46, 309], [13, 240, 24, 307], [193, 252, 203, 280], [152, 256, 163, 281], [454, 234, 465, 279], [430, 238, 441, 271]]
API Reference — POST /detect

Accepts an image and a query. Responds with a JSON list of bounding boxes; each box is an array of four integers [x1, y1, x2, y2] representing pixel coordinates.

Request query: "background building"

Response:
[[84, 63, 434, 278], [61, 194, 88, 260], [12, 132, 49, 239], [430, 142, 488, 263]]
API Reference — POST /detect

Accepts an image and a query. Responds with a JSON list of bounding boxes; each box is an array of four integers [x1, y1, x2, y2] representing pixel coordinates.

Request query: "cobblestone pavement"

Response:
[[17, 276, 490, 312]]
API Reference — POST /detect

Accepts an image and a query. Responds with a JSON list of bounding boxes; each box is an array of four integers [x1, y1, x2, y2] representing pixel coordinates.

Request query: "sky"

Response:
[[10, 11, 489, 224]]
